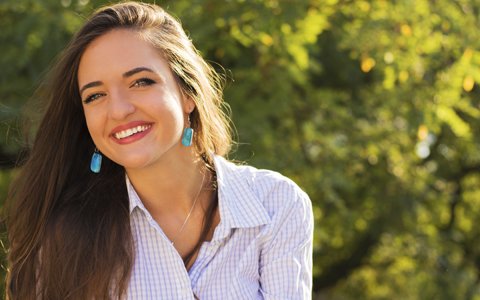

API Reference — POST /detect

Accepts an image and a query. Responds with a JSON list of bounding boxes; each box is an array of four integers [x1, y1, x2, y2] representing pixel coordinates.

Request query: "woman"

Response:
[[6, 2, 313, 299]]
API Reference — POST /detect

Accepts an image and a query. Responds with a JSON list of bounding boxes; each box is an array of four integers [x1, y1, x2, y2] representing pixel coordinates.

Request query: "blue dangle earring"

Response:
[[90, 148, 102, 173], [181, 114, 194, 147]]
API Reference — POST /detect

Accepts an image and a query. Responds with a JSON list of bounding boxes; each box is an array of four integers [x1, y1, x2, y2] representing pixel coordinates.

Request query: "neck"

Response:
[[125, 148, 207, 217]]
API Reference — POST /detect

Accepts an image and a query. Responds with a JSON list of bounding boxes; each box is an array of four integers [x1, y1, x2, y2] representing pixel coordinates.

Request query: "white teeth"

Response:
[[114, 125, 151, 139]]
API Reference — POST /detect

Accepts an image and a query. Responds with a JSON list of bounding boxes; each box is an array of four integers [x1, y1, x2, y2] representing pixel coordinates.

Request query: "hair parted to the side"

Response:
[[6, 2, 232, 299]]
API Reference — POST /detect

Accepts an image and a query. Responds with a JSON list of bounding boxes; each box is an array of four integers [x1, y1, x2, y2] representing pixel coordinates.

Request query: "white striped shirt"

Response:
[[126, 156, 313, 299]]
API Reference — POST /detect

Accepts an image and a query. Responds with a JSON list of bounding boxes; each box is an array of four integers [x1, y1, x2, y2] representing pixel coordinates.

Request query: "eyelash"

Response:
[[83, 93, 105, 104], [82, 78, 156, 104], [131, 77, 156, 88]]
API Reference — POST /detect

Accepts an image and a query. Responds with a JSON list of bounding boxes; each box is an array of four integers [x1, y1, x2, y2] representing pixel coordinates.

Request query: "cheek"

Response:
[[150, 94, 185, 127], [151, 105, 184, 141]]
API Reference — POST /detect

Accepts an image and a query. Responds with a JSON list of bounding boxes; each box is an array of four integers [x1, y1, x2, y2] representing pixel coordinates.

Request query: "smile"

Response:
[[114, 124, 152, 140]]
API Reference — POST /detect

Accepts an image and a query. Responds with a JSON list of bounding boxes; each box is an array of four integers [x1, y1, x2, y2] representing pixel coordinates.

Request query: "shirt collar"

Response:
[[126, 175, 147, 214], [125, 156, 271, 230]]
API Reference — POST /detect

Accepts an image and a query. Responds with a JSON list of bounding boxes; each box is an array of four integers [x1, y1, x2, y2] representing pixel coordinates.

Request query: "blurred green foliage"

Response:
[[1, 0, 480, 299]]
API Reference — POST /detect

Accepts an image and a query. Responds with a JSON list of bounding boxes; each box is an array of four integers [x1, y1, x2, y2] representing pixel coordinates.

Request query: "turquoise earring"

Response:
[[181, 114, 194, 147], [90, 148, 102, 173]]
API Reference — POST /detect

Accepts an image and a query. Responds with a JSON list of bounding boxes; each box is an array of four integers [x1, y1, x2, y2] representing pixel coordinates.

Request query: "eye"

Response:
[[83, 92, 105, 104], [131, 78, 156, 88]]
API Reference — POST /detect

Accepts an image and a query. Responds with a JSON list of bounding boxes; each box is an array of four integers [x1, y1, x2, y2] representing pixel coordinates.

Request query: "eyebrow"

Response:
[[123, 66, 155, 78], [79, 66, 156, 96]]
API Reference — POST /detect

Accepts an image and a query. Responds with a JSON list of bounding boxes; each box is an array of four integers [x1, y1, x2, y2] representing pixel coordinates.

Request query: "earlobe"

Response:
[[184, 97, 196, 114]]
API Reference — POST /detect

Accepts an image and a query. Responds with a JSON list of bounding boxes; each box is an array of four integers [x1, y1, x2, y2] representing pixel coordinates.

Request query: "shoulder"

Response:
[[215, 156, 312, 221]]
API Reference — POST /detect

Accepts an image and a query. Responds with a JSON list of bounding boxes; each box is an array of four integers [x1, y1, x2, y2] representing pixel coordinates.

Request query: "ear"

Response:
[[183, 96, 196, 114]]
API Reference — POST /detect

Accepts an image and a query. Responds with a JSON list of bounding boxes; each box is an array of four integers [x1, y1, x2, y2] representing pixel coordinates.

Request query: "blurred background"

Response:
[[1, 0, 480, 299]]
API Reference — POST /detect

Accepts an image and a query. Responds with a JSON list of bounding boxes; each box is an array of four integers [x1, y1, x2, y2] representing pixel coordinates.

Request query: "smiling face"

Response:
[[78, 29, 195, 171]]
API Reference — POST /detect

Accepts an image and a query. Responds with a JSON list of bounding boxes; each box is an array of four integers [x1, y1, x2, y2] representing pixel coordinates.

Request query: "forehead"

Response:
[[78, 29, 169, 83]]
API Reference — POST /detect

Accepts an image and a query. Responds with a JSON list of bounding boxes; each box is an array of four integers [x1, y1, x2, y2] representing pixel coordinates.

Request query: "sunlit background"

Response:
[[1, 0, 480, 299]]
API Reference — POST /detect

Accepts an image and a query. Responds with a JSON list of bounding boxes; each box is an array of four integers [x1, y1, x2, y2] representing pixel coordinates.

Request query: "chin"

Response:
[[109, 155, 153, 170]]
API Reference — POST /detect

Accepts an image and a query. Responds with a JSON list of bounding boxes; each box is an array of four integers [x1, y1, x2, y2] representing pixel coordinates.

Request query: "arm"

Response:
[[259, 189, 314, 299]]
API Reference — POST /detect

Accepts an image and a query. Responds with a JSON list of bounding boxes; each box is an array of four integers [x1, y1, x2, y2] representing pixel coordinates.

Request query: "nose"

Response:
[[108, 89, 135, 120]]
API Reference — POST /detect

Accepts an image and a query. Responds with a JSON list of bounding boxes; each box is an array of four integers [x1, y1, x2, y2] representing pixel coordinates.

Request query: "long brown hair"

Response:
[[6, 2, 232, 299]]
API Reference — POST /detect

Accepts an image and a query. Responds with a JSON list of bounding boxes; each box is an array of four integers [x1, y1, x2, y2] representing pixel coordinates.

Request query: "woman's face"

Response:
[[78, 29, 195, 171]]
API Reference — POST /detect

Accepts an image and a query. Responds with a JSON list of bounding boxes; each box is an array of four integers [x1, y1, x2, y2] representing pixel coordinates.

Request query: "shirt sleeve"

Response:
[[258, 187, 314, 299]]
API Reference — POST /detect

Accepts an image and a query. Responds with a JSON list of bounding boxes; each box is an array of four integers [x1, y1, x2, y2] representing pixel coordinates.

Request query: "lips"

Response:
[[110, 121, 153, 144], [114, 124, 151, 139]]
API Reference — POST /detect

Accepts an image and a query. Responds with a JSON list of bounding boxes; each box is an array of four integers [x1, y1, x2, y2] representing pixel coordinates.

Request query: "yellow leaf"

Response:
[[399, 70, 409, 82], [259, 33, 273, 46], [417, 125, 428, 141], [400, 24, 412, 36], [463, 76, 474, 92], [361, 57, 376, 73]]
